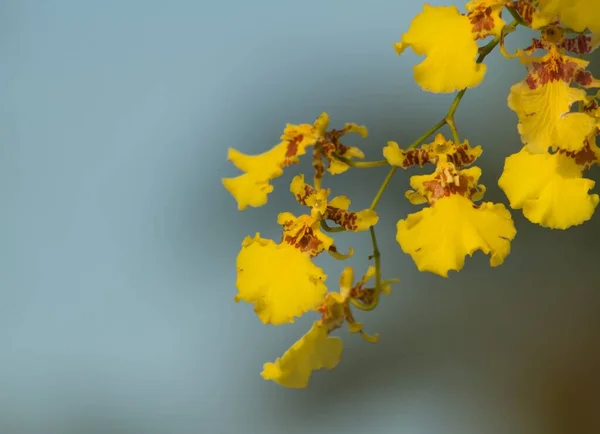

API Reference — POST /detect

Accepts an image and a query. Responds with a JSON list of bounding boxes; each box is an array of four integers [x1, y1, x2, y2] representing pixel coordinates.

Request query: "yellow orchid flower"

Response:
[[397, 163, 516, 277], [290, 174, 379, 232], [394, 136, 516, 277], [222, 113, 329, 210], [395, 4, 486, 93]]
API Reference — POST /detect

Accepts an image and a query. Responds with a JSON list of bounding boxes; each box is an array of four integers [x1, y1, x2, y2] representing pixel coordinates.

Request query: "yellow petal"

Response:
[[324, 196, 379, 231], [509, 80, 596, 153], [381, 278, 400, 295], [405, 189, 428, 205], [498, 148, 600, 229], [539, 0, 600, 33], [224, 114, 328, 210], [362, 266, 377, 282], [222, 143, 287, 210], [222, 172, 274, 211], [261, 322, 343, 389], [344, 123, 368, 138], [290, 174, 311, 202], [466, 0, 506, 40], [235, 234, 327, 324], [347, 322, 363, 334], [327, 195, 351, 210], [395, 4, 486, 93], [383, 141, 405, 166], [327, 146, 365, 175], [327, 245, 354, 260], [397, 195, 516, 277], [313, 112, 330, 136]]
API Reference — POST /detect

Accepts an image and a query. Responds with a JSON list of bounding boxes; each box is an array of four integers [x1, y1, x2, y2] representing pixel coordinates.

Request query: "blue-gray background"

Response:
[[4, 1, 600, 433]]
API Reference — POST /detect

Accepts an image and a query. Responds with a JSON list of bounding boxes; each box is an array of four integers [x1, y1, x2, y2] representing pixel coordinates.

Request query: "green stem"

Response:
[[333, 153, 389, 168], [445, 89, 465, 143], [369, 226, 381, 298], [369, 167, 397, 211], [364, 118, 447, 303], [505, 7, 529, 28], [406, 117, 447, 151], [349, 229, 383, 311], [320, 220, 345, 233], [446, 117, 461, 143]]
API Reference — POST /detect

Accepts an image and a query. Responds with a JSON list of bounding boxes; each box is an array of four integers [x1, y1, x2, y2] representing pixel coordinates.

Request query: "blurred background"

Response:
[[3, 1, 600, 433]]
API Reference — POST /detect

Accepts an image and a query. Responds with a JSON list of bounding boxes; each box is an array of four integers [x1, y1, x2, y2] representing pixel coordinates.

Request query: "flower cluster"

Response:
[[498, 24, 600, 228], [222, 0, 599, 388], [225, 115, 397, 387]]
